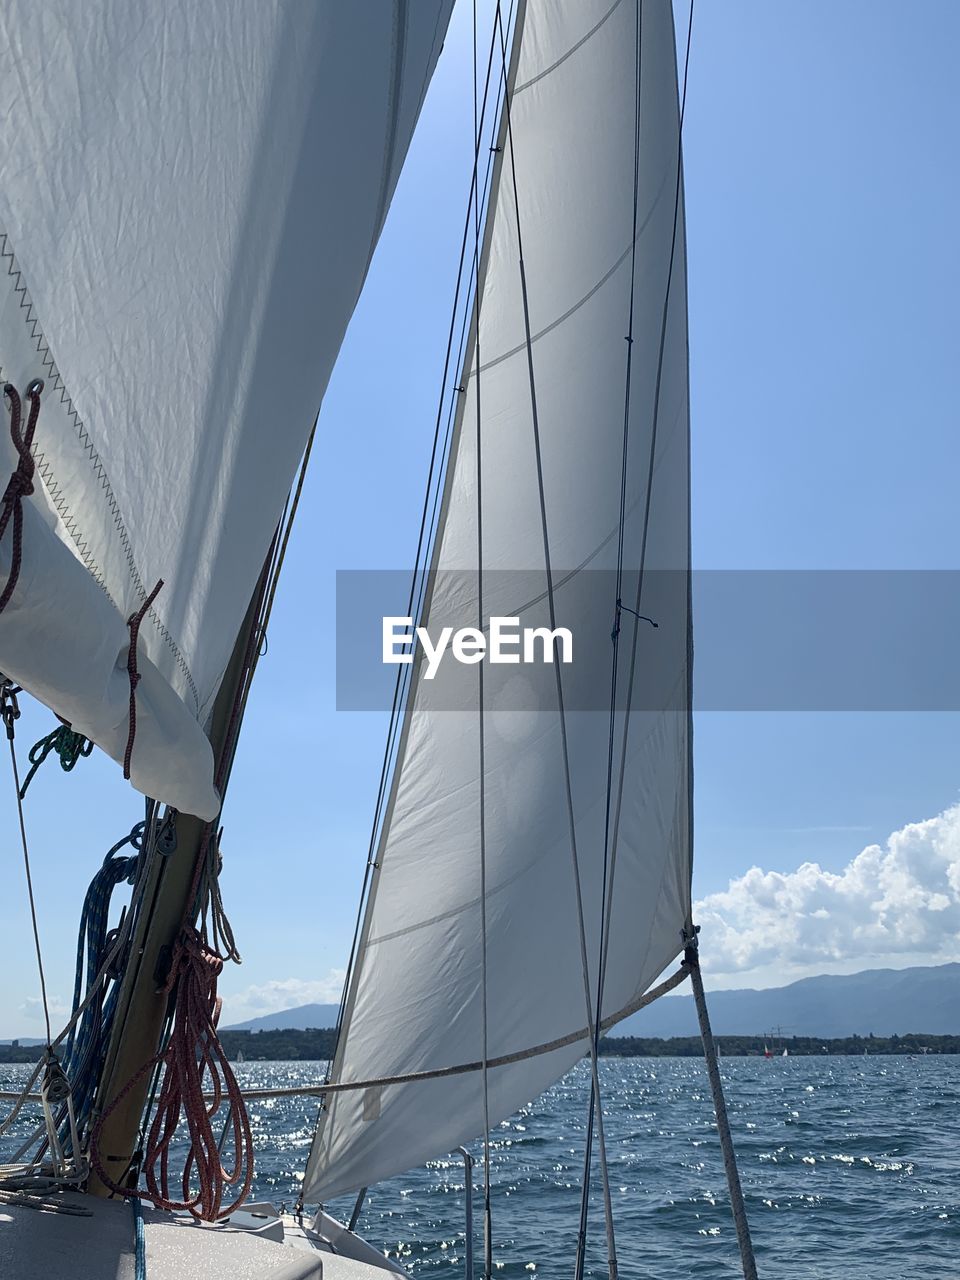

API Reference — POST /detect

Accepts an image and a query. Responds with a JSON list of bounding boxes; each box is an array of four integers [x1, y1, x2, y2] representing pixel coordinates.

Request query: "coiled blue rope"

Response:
[[132, 1195, 147, 1280], [57, 821, 148, 1156]]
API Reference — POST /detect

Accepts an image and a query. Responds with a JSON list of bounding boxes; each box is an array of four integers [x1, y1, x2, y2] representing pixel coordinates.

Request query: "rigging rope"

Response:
[[2, 968, 693, 1108], [493, 5, 619, 1275], [209, 966, 692, 1103], [0, 807, 168, 1190], [123, 579, 164, 779], [0, 380, 42, 615], [90, 926, 253, 1220], [197, 829, 241, 965], [685, 929, 759, 1280], [132, 1195, 147, 1280], [471, 1, 502, 1275], [0, 827, 157, 1150], [579, 5, 698, 1273], [94, 555, 275, 1217], [59, 821, 149, 1149], [18, 723, 94, 799], [577, 0, 647, 1265], [1, 680, 52, 1047], [327, 1, 513, 1108]]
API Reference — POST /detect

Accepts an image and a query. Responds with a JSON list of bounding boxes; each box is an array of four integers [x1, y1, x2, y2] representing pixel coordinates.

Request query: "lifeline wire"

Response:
[[1, 968, 693, 1108]]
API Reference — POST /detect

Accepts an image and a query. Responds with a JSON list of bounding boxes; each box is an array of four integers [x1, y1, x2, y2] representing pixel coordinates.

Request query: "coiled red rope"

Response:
[[0, 379, 42, 615], [89, 924, 253, 1220]]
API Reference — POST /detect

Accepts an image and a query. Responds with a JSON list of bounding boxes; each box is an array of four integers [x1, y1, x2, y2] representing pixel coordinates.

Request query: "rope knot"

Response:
[[2, 466, 34, 502], [0, 380, 43, 614], [18, 721, 94, 798]]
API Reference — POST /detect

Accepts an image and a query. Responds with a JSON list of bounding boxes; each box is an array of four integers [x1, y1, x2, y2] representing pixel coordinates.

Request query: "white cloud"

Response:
[[219, 970, 347, 1023], [695, 803, 960, 985], [19, 994, 68, 1021]]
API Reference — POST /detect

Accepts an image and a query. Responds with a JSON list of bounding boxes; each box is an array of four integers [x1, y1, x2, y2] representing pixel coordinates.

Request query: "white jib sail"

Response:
[[0, 1, 452, 818], [304, 0, 691, 1204]]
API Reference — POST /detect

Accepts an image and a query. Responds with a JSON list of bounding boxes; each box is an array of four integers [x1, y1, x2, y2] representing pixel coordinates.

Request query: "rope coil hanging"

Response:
[[0, 379, 42, 615], [18, 722, 94, 799], [89, 918, 253, 1220]]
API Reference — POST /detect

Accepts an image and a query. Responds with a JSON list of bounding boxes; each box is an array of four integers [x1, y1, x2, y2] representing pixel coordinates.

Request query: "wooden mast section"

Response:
[[87, 576, 266, 1198]]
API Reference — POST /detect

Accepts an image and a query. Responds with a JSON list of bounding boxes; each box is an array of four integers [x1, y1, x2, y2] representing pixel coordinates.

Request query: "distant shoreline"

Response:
[[5, 1029, 957, 1065]]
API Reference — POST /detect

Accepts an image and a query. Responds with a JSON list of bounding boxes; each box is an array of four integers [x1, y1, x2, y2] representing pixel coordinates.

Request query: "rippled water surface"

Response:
[[3, 1055, 958, 1276]]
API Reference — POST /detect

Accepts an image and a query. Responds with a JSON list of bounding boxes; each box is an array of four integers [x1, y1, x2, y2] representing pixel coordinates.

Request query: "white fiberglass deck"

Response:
[[0, 1191, 399, 1279]]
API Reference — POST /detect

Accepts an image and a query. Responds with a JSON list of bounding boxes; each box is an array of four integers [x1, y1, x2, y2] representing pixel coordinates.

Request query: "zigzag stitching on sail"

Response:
[[31, 454, 115, 604], [0, 232, 201, 715]]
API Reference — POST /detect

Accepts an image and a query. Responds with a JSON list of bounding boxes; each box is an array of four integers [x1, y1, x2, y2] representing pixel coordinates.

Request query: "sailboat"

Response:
[[0, 2, 758, 1277]]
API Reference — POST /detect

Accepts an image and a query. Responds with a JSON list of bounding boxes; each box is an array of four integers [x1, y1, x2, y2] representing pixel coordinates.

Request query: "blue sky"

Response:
[[3, 0, 960, 1034]]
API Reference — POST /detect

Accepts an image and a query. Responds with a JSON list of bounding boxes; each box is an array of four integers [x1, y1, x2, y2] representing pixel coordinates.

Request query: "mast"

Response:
[[87, 578, 265, 1197]]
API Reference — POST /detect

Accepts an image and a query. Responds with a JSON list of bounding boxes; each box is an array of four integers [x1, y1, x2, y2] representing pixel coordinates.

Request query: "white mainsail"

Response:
[[0, 1, 453, 818], [304, 0, 691, 1204]]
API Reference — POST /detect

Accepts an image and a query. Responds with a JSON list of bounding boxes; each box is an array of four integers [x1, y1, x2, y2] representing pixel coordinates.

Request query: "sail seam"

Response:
[[468, 166, 670, 377], [514, 0, 625, 95], [0, 231, 201, 715]]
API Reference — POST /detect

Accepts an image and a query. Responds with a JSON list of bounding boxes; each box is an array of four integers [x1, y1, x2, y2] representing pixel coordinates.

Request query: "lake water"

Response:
[[2, 1054, 958, 1276]]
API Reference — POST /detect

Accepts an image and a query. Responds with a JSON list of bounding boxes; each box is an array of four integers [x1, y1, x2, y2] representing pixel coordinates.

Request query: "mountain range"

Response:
[[223, 963, 959, 1039]]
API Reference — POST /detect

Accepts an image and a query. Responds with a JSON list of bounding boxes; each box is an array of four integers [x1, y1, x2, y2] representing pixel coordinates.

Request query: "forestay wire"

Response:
[[471, 0, 496, 1275], [329, 3, 514, 1082]]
